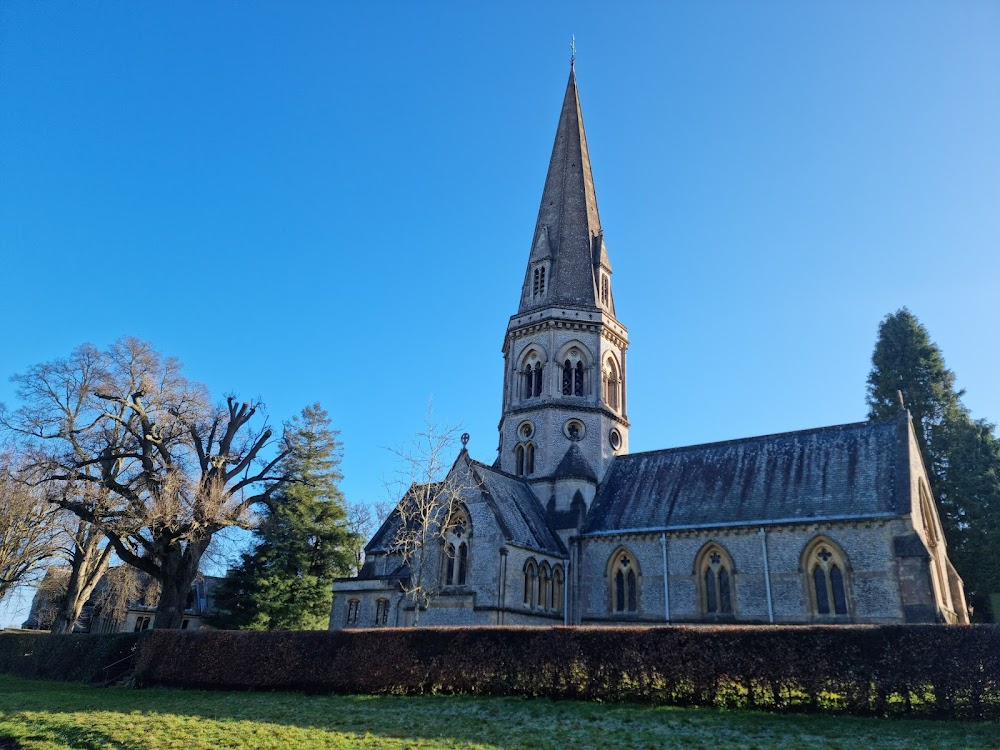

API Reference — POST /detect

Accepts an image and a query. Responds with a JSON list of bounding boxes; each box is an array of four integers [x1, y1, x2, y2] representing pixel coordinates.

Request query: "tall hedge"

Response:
[[0, 631, 146, 684], [131, 625, 1000, 719]]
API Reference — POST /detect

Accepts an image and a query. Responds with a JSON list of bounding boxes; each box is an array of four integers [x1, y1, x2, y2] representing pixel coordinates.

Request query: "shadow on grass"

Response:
[[1, 676, 998, 750]]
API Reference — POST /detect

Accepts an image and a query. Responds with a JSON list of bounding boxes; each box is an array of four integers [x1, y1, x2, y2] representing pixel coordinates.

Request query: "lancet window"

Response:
[[562, 359, 585, 396], [603, 357, 621, 411], [523, 559, 537, 607], [532, 265, 547, 298], [520, 352, 545, 400], [552, 566, 564, 614], [374, 598, 389, 626], [443, 508, 471, 586], [514, 442, 535, 477], [538, 563, 551, 609]]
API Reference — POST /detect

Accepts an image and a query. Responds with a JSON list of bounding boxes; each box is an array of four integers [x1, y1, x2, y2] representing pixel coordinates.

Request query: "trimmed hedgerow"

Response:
[[0, 631, 147, 684], [133, 625, 1000, 719]]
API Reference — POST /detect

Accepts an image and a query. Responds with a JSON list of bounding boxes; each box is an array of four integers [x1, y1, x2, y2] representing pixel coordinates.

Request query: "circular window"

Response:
[[563, 419, 585, 441], [519, 421, 534, 440], [609, 428, 622, 451]]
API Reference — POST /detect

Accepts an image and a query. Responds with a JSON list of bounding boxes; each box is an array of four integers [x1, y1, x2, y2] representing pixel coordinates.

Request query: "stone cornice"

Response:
[[503, 306, 629, 350], [502, 401, 630, 428]]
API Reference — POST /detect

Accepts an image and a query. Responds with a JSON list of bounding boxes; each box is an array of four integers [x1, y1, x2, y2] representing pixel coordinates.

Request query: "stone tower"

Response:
[[498, 65, 629, 525]]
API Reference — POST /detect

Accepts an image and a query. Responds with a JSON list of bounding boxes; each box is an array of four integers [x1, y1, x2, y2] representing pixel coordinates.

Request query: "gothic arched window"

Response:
[[804, 538, 849, 617], [374, 598, 389, 626], [601, 274, 609, 305], [696, 543, 734, 616], [443, 508, 471, 587], [457, 542, 469, 585], [523, 559, 537, 608], [519, 348, 546, 401], [552, 565, 564, 614], [608, 548, 639, 615], [538, 563, 551, 609], [515, 444, 525, 476], [561, 348, 587, 397], [525, 443, 535, 475], [603, 358, 620, 411]]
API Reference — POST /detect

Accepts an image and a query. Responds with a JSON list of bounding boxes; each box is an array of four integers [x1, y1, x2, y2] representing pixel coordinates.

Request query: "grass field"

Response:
[[0, 676, 998, 750]]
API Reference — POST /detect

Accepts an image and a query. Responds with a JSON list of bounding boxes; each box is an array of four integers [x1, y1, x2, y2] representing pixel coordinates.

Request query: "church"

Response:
[[331, 65, 968, 629]]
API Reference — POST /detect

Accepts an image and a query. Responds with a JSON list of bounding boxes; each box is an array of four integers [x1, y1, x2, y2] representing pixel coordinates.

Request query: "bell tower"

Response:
[[498, 64, 629, 517]]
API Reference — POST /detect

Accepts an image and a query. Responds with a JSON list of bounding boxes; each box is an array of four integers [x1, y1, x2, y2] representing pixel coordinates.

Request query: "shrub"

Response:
[[131, 625, 1000, 719], [0, 631, 147, 684]]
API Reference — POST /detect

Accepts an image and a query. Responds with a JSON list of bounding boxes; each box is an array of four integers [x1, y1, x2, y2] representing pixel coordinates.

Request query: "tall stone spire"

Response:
[[519, 67, 614, 315], [500, 64, 628, 499]]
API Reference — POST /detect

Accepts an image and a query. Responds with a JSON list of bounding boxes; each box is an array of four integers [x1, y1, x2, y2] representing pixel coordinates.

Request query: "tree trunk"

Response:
[[152, 538, 209, 629], [51, 525, 112, 634]]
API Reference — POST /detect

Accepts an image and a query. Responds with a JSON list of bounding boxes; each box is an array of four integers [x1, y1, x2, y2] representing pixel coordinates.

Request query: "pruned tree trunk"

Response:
[[150, 538, 209, 629]]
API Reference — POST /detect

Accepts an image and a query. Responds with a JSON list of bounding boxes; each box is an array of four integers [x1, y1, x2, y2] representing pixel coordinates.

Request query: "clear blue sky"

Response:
[[1, 2, 998, 626]]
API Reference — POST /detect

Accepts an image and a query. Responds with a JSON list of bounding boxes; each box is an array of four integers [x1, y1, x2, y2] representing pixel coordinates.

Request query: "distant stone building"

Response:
[[22, 567, 220, 633], [331, 65, 968, 629]]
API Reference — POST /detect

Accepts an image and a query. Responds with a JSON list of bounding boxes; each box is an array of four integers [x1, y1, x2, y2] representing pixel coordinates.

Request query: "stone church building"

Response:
[[331, 66, 968, 629]]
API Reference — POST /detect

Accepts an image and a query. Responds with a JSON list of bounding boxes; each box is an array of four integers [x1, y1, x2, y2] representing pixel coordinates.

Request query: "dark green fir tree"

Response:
[[210, 403, 357, 630], [867, 308, 1000, 616]]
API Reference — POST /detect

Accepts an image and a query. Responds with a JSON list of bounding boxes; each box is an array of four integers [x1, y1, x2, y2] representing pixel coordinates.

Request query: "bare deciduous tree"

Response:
[[1, 337, 292, 629], [345, 500, 393, 575], [385, 418, 470, 625], [0, 458, 62, 603], [49, 507, 115, 634]]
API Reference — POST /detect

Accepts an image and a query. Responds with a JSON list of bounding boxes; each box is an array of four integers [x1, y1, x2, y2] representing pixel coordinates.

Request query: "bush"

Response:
[[131, 625, 1000, 719], [0, 631, 147, 684]]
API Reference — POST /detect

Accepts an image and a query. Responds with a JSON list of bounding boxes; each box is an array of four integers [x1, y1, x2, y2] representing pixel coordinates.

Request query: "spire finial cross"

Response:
[[570, 35, 576, 67]]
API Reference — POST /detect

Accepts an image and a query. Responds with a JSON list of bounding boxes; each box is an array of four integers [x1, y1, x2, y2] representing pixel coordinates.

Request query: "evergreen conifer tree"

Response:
[[867, 309, 1000, 615], [211, 403, 356, 630]]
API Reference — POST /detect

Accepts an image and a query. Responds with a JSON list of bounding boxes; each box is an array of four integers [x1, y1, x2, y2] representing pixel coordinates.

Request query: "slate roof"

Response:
[[468, 460, 566, 556], [585, 417, 906, 534], [365, 482, 444, 554], [552, 443, 598, 483], [519, 67, 610, 314]]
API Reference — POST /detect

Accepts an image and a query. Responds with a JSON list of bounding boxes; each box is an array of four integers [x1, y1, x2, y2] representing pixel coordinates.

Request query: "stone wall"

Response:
[[577, 520, 908, 625]]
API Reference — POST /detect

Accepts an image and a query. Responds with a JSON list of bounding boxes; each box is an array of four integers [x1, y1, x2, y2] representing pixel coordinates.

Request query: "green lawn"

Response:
[[0, 675, 997, 750]]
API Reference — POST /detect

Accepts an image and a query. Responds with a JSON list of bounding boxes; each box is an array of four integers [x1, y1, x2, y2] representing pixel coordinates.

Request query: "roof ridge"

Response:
[[615, 417, 897, 463]]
